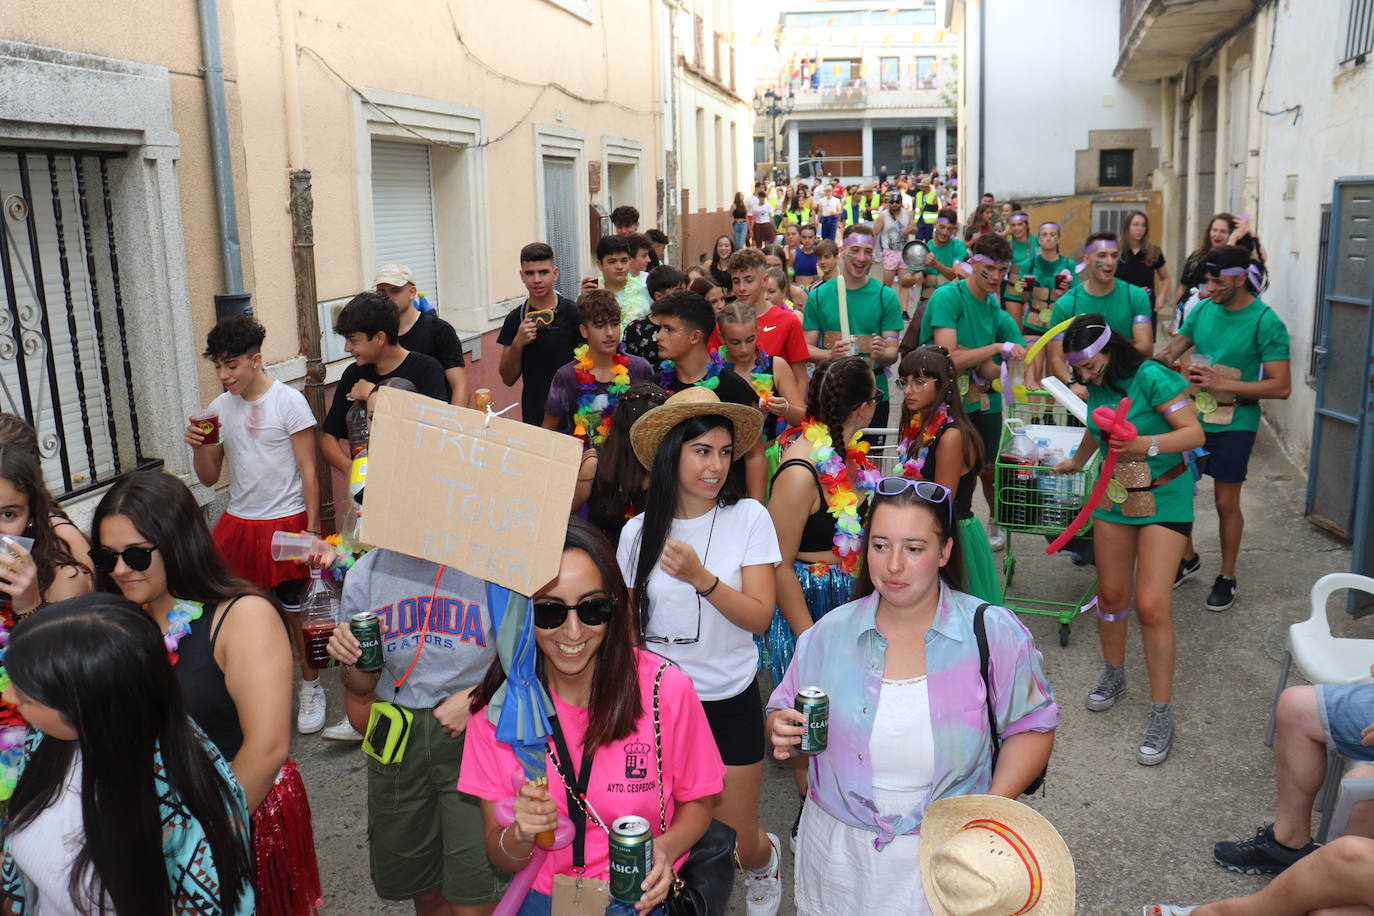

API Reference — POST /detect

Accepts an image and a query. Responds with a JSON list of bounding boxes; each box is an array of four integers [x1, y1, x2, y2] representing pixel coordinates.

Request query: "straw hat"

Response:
[[920, 795, 1075, 916], [628, 387, 763, 470]]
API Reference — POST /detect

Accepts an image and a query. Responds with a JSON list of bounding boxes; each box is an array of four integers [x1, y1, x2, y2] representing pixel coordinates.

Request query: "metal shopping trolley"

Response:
[[993, 395, 1101, 646]]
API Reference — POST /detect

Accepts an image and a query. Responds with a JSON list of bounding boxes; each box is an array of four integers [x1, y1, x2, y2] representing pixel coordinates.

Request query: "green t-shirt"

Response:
[[1051, 278, 1151, 340], [1177, 296, 1290, 433], [1085, 360, 1193, 526], [1018, 254, 1077, 331], [1003, 238, 1037, 303], [921, 237, 968, 277], [803, 277, 904, 401], [919, 280, 1027, 415]]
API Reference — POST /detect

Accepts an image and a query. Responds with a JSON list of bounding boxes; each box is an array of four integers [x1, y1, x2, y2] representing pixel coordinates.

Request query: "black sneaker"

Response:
[[1213, 824, 1318, 875], [1206, 575, 1237, 611], [1174, 554, 1201, 589]]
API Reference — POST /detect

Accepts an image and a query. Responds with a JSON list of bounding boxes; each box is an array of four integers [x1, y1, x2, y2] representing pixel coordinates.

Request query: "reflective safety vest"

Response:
[[842, 200, 864, 225], [914, 190, 940, 224]]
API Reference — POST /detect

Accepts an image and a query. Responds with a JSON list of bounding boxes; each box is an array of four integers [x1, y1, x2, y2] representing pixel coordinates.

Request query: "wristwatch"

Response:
[[1146, 435, 1160, 457]]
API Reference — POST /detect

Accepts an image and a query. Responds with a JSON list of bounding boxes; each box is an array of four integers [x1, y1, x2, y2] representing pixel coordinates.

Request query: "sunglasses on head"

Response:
[[533, 596, 616, 630], [874, 476, 954, 526], [89, 544, 158, 574]]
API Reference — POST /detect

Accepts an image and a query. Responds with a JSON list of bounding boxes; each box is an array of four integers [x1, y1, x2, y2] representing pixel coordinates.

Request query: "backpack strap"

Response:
[[973, 603, 1001, 763]]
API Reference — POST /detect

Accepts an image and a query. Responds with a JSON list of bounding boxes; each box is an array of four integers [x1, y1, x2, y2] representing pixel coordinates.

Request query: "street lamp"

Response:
[[753, 87, 795, 181]]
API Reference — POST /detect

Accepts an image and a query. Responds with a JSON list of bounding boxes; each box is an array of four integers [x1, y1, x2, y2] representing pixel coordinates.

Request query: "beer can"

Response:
[[349, 612, 384, 672], [608, 815, 653, 902], [795, 686, 829, 755]]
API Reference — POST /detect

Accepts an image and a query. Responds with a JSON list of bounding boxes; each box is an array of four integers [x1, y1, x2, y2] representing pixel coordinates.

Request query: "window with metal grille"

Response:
[[1091, 202, 1146, 236], [542, 156, 579, 300], [370, 139, 441, 307], [1343, 0, 1374, 63], [0, 149, 157, 499], [1099, 149, 1134, 187]]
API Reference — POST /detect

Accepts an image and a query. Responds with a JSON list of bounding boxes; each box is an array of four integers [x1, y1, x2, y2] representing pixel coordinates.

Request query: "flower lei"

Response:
[[794, 418, 880, 575], [0, 606, 27, 805], [716, 346, 774, 409], [897, 406, 953, 479], [572, 344, 631, 446], [618, 275, 652, 324], [162, 599, 206, 666], [660, 348, 724, 391]]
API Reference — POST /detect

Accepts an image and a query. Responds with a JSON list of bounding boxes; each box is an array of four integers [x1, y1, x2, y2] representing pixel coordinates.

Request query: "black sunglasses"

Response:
[[533, 596, 617, 630], [89, 544, 158, 574]]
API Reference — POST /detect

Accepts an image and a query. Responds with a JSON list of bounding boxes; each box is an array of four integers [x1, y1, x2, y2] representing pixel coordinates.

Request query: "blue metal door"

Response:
[[1306, 178, 1374, 601]]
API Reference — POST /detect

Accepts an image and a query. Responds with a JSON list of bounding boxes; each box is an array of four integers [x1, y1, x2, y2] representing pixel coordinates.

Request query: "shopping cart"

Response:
[[993, 395, 1102, 646]]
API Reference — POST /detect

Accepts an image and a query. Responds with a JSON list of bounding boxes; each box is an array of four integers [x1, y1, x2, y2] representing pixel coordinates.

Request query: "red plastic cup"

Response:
[[191, 410, 221, 445]]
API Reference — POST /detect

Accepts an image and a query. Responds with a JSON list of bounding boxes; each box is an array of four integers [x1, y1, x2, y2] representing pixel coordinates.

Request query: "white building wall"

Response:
[[981, 0, 1158, 200], [676, 81, 751, 211]]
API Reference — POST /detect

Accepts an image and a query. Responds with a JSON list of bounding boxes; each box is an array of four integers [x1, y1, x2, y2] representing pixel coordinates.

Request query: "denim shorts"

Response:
[[1316, 684, 1374, 761]]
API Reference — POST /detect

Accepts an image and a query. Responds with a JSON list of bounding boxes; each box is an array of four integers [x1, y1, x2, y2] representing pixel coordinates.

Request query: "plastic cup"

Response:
[[190, 409, 221, 445], [1191, 354, 1211, 370], [270, 530, 318, 563]]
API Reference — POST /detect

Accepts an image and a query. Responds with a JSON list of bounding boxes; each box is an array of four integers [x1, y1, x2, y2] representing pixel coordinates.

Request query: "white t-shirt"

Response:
[[9, 750, 109, 915], [818, 197, 842, 218], [212, 379, 316, 520], [748, 196, 773, 225], [617, 499, 781, 701]]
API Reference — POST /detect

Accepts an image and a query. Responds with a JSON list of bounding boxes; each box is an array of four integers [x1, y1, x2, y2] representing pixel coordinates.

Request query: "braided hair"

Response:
[[806, 356, 876, 447]]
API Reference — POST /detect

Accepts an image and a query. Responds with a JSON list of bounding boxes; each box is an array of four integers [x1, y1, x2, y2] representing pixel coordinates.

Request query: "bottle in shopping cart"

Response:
[[301, 569, 340, 670], [1001, 421, 1038, 483]]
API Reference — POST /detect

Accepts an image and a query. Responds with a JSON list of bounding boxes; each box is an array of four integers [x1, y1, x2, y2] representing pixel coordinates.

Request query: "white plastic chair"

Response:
[[1321, 775, 1374, 842], [1265, 573, 1374, 748]]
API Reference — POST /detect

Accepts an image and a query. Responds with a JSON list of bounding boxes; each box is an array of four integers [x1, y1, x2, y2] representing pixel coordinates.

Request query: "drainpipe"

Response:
[[195, 0, 250, 318], [977, 0, 986, 200]]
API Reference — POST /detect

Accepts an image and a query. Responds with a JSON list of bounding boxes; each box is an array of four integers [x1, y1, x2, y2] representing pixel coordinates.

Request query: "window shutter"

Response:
[[370, 139, 441, 308], [542, 157, 579, 300]]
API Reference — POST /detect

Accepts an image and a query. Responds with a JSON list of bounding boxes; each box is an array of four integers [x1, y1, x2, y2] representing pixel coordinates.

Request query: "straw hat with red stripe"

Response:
[[920, 795, 1075, 916]]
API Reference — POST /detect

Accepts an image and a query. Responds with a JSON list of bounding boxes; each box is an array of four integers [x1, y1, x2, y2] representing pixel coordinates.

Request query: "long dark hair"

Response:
[[1124, 210, 1161, 263], [587, 383, 670, 540], [851, 486, 964, 599], [897, 347, 983, 470], [90, 471, 271, 608], [0, 441, 89, 594], [805, 356, 875, 447], [471, 519, 642, 751], [1063, 313, 1149, 398], [630, 415, 744, 628], [6, 594, 253, 914], [709, 235, 735, 273]]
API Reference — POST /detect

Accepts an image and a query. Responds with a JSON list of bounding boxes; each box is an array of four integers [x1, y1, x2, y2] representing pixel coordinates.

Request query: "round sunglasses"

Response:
[[533, 596, 616, 630], [89, 544, 158, 574]]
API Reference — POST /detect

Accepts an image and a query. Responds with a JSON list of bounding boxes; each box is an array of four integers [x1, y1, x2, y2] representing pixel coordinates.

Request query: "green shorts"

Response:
[[367, 706, 507, 904], [970, 409, 1003, 469]]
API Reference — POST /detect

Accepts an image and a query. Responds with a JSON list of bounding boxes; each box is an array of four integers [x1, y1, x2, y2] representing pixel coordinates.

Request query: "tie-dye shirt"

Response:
[[766, 584, 1058, 849]]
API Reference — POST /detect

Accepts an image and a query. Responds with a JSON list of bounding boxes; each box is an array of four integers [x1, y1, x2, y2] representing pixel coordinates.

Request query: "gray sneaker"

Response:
[[1137, 702, 1174, 766], [1085, 664, 1125, 711]]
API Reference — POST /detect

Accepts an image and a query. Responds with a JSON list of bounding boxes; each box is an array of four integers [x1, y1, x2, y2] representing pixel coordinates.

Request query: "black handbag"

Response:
[[651, 663, 737, 916]]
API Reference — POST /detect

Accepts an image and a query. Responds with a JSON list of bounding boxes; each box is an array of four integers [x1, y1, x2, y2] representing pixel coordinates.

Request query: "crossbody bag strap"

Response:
[[973, 603, 1000, 769], [652, 662, 669, 835], [549, 715, 596, 869]]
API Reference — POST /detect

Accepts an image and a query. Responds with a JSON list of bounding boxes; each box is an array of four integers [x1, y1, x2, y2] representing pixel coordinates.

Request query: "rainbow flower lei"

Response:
[[162, 599, 206, 666], [716, 346, 774, 409], [0, 606, 28, 805], [660, 348, 724, 391], [897, 406, 953, 479], [572, 344, 631, 446], [794, 418, 880, 575]]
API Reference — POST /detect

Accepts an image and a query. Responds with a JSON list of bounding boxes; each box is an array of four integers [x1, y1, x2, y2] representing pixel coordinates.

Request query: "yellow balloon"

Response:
[[1023, 317, 1078, 368]]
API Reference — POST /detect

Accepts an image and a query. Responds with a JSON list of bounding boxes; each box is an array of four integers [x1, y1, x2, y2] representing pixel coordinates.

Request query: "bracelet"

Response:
[[697, 576, 720, 597], [498, 825, 533, 860]]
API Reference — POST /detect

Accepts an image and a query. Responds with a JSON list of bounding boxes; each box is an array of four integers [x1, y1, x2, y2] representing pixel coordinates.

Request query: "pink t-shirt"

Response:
[[709, 304, 810, 367], [457, 650, 725, 895]]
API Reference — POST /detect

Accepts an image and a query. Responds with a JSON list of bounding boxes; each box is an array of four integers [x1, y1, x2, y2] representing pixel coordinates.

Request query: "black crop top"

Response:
[[773, 459, 838, 553], [919, 425, 977, 521], [175, 597, 245, 761]]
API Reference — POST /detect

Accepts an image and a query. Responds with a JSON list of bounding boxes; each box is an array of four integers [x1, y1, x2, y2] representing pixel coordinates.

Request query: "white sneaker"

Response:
[[321, 717, 364, 742], [744, 832, 782, 916], [986, 522, 1006, 551], [297, 680, 326, 734]]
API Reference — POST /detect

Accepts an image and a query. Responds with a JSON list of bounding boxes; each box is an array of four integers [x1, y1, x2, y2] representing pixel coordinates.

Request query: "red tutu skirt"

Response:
[[252, 758, 322, 916], [213, 511, 309, 590]]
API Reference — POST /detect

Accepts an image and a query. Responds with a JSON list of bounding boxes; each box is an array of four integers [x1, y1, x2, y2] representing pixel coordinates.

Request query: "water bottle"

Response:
[[1001, 421, 1037, 483], [300, 569, 340, 670], [346, 401, 369, 459]]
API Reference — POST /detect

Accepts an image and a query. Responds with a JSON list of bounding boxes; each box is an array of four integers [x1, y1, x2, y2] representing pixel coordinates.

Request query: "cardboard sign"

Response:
[[364, 387, 580, 593]]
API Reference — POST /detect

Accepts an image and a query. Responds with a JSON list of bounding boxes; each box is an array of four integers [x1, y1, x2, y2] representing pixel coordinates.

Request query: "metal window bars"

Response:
[[0, 147, 160, 499]]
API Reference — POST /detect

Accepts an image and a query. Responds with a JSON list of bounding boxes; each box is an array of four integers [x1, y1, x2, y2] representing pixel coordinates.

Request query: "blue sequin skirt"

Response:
[[755, 560, 854, 688]]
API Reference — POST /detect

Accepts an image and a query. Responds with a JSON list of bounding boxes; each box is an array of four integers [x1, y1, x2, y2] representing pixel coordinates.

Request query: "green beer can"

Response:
[[795, 686, 829, 755], [609, 815, 653, 902], [350, 612, 384, 672]]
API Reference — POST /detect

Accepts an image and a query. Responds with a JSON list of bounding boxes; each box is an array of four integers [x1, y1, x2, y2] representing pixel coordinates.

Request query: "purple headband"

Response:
[[1083, 239, 1120, 256], [970, 253, 1012, 267], [1009, 213, 1030, 223], [1210, 263, 1265, 290], [935, 217, 955, 226], [845, 234, 875, 247], [1038, 222, 1061, 232], [1065, 326, 1112, 365]]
